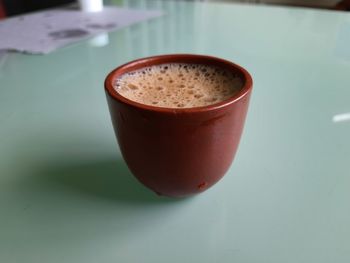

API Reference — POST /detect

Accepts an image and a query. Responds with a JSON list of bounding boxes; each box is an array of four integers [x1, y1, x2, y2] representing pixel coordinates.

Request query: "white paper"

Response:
[[0, 7, 163, 54]]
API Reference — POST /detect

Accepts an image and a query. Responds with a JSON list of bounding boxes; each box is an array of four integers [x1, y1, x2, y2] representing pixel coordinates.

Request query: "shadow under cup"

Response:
[[105, 54, 253, 197]]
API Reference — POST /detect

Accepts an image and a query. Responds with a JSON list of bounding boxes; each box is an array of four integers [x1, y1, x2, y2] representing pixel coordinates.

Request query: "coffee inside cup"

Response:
[[113, 63, 243, 108]]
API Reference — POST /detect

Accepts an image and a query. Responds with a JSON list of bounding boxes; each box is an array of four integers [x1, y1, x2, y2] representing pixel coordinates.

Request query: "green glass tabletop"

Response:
[[1, 1, 350, 262]]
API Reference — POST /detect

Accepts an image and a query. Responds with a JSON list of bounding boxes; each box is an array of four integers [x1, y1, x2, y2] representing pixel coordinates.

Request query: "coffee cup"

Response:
[[104, 54, 253, 197]]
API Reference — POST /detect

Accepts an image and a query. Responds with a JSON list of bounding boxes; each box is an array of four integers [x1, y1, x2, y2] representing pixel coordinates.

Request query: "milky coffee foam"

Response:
[[114, 63, 243, 108]]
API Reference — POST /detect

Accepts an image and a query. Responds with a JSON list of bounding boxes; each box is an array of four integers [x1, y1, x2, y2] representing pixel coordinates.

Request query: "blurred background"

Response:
[[0, 0, 349, 18]]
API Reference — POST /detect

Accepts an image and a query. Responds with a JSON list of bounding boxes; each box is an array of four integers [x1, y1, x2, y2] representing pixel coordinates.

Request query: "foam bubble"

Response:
[[127, 84, 138, 90], [114, 63, 243, 108]]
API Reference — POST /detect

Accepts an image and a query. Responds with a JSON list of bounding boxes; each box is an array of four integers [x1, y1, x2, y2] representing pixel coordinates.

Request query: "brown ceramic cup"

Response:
[[104, 54, 253, 197]]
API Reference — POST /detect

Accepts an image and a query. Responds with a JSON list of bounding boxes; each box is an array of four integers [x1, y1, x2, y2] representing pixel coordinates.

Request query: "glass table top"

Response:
[[0, 1, 350, 262]]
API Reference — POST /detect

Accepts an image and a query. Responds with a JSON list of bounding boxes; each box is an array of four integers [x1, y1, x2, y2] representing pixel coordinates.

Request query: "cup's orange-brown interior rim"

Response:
[[104, 54, 253, 113]]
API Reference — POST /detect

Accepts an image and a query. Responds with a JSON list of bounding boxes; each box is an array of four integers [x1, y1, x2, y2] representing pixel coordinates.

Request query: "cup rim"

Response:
[[104, 54, 253, 114]]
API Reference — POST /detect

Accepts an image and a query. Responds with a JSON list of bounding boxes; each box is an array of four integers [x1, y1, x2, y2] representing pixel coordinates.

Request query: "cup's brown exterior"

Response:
[[105, 54, 253, 197]]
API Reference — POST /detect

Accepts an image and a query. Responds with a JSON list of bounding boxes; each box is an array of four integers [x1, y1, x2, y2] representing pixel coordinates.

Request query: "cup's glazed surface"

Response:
[[105, 54, 253, 197]]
